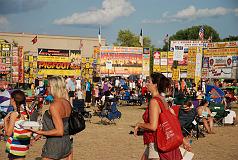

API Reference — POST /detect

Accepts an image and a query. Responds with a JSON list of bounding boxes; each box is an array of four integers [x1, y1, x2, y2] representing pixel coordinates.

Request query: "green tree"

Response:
[[222, 35, 238, 41], [169, 25, 220, 41], [163, 25, 221, 50], [113, 29, 152, 47]]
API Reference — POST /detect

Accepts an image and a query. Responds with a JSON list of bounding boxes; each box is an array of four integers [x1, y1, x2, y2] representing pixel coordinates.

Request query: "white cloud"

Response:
[[142, 6, 237, 24], [173, 6, 230, 20], [54, 0, 135, 26], [0, 16, 9, 30], [234, 8, 238, 16]]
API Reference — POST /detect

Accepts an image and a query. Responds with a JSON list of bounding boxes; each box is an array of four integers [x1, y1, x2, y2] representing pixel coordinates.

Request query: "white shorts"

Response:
[[144, 143, 160, 159]]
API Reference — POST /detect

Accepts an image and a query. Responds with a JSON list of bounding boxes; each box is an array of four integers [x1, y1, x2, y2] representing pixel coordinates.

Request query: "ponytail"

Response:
[[11, 90, 26, 118], [23, 104, 30, 120], [16, 102, 21, 118]]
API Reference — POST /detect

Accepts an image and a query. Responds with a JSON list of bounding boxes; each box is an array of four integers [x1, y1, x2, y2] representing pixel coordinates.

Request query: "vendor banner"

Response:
[[38, 56, 71, 62], [168, 52, 173, 58], [195, 52, 203, 78], [231, 67, 238, 79], [171, 41, 204, 66], [173, 45, 184, 61], [37, 61, 80, 70], [187, 47, 197, 79], [106, 60, 112, 70], [1, 43, 11, 51], [100, 66, 142, 75], [160, 59, 167, 65], [160, 66, 168, 72], [18, 46, 24, 83], [178, 53, 188, 66], [100, 46, 143, 75], [38, 69, 80, 76], [142, 49, 150, 76], [172, 69, 180, 81], [208, 68, 232, 79], [208, 56, 233, 68], [154, 51, 160, 65], [206, 41, 238, 48], [38, 48, 69, 57], [202, 57, 209, 68], [70, 50, 81, 65], [204, 48, 238, 56], [232, 56, 238, 67], [160, 52, 167, 59], [202, 68, 209, 78], [170, 41, 205, 51], [153, 65, 160, 72]]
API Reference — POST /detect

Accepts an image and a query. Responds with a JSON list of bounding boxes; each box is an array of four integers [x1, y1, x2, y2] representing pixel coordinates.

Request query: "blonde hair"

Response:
[[48, 76, 69, 100]]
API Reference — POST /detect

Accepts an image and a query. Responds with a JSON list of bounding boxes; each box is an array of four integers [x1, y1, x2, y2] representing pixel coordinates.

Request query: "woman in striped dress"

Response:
[[4, 90, 32, 160]]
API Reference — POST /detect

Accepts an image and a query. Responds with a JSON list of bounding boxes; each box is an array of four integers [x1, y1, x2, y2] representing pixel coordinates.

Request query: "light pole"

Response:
[[166, 40, 170, 78]]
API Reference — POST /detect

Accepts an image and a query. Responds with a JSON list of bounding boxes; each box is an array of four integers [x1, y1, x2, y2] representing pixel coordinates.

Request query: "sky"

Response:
[[0, 0, 238, 47]]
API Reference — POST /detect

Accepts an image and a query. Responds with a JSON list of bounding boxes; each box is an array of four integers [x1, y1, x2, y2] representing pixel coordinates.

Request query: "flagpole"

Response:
[[167, 41, 169, 78]]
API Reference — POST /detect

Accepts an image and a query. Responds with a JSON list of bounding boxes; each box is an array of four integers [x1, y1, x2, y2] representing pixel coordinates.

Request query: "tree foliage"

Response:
[[222, 35, 238, 42], [161, 25, 221, 51], [169, 25, 220, 42], [113, 29, 152, 47]]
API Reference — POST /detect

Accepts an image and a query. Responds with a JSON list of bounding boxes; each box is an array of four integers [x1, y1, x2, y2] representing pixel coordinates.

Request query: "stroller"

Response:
[[73, 99, 92, 121], [99, 96, 121, 124]]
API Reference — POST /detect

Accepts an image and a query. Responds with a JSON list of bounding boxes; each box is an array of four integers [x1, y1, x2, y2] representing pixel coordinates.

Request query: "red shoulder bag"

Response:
[[154, 97, 183, 152]]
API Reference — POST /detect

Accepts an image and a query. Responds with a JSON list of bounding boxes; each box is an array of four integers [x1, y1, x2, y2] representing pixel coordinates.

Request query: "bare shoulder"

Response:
[[49, 100, 61, 109], [149, 98, 159, 107], [197, 106, 202, 110], [50, 99, 72, 114], [10, 111, 18, 118]]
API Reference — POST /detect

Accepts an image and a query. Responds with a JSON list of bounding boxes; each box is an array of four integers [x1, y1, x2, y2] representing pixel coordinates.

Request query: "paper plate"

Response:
[[19, 121, 42, 131]]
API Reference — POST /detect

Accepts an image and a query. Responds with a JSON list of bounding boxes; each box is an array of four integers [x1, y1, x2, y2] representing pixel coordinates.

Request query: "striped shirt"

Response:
[[6, 118, 32, 156]]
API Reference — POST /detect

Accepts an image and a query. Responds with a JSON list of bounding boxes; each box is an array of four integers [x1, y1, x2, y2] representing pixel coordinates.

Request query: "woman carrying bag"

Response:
[[134, 72, 191, 160]]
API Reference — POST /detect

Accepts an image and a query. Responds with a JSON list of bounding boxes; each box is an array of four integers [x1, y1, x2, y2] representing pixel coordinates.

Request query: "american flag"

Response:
[[199, 26, 204, 41]]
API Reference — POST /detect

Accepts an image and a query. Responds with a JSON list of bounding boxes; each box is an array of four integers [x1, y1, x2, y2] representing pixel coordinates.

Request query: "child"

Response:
[[4, 90, 32, 160]]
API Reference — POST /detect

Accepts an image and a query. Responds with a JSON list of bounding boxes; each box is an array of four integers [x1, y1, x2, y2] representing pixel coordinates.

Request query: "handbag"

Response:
[[154, 97, 183, 152], [68, 109, 85, 135]]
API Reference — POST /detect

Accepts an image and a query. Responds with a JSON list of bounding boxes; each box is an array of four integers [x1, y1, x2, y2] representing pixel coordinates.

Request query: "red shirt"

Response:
[[142, 107, 156, 144], [171, 105, 180, 117], [141, 86, 147, 96]]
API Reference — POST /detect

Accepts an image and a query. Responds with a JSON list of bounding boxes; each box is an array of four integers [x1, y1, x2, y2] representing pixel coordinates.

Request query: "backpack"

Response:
[[154, 97, 183, 152], [68, 110, 86, 135]]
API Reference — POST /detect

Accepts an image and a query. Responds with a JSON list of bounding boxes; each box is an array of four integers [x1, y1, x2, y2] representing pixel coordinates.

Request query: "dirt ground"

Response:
[[1, 105, 238, 160]]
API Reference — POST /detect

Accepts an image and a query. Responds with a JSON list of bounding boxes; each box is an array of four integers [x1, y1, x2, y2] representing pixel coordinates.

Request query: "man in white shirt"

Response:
[[115, 78, 120, 88], [76, 77, 81, 90], [224, 106, 237, 125]]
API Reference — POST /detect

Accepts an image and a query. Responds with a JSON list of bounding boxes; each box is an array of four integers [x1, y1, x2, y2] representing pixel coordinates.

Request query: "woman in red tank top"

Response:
[[134, 72, 191, 160]]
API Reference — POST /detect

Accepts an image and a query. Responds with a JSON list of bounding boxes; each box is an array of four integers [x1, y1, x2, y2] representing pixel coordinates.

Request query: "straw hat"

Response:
[[196, 95, 203, 100]]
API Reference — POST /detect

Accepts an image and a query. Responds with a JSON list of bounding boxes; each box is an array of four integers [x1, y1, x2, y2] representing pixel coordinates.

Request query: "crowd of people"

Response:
[[0, 74, 237, 159]]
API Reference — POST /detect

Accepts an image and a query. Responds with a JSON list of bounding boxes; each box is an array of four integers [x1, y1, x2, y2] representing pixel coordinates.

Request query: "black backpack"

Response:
[[68, 110, 86, 135]]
